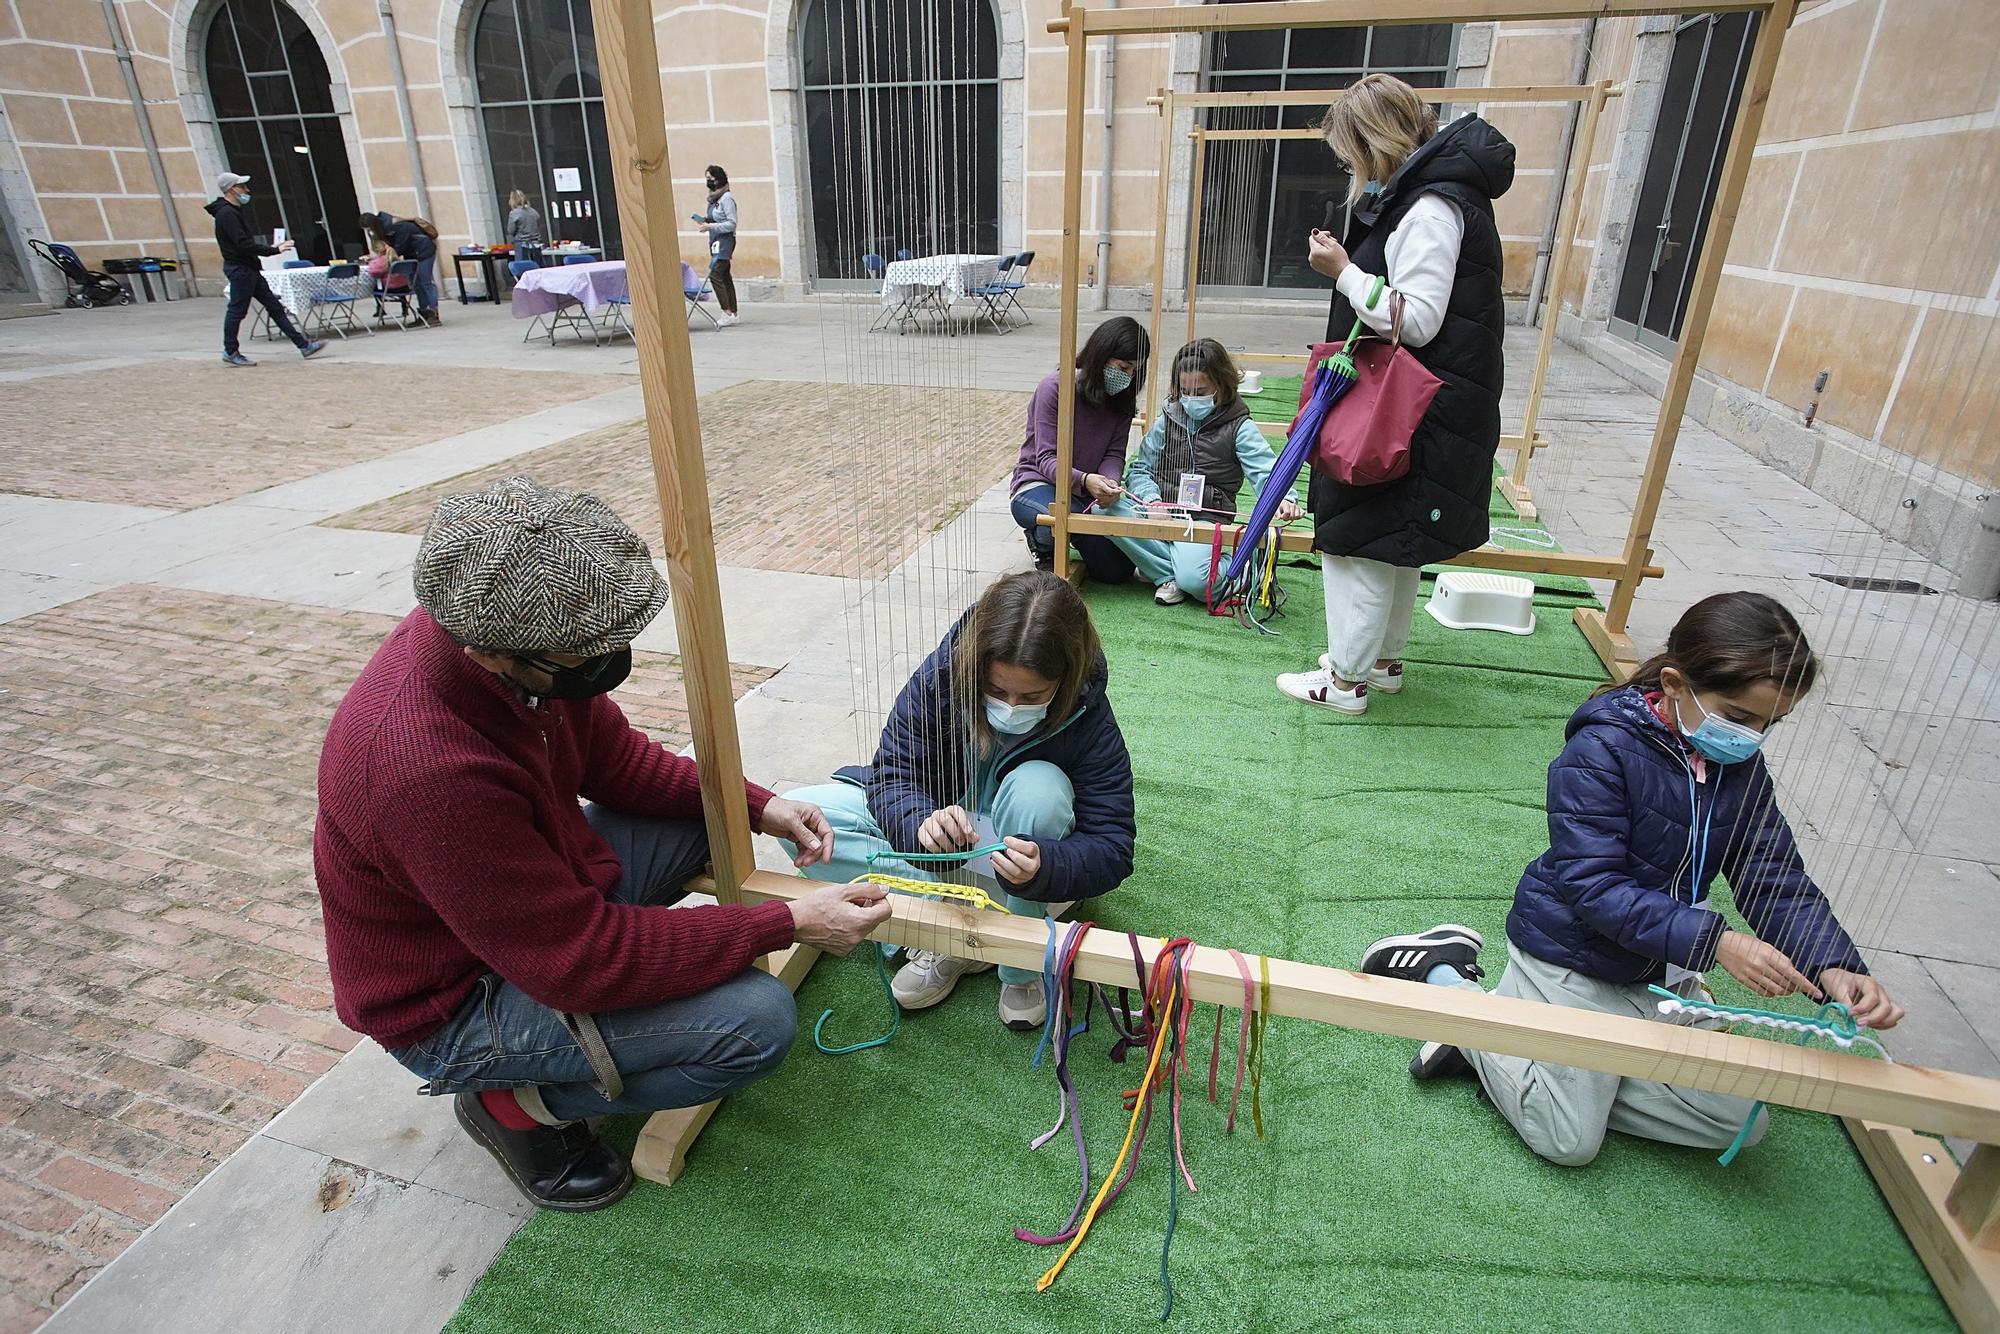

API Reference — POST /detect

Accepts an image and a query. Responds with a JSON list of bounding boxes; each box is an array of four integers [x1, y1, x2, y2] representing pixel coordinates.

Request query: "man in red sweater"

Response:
[[315, 477, 889, 1211]]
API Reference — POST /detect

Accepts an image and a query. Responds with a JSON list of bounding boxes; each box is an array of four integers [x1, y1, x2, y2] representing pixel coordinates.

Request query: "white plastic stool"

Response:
[[1425, 571, 1537, 635]]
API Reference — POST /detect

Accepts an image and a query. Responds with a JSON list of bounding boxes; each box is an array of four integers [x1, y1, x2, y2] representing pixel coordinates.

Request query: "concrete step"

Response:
[[0, 301, 57, 319]]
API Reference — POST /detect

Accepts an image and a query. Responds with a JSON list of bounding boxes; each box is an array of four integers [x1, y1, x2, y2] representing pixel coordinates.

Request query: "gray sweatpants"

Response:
[[1452, 943, 1767, 1167]]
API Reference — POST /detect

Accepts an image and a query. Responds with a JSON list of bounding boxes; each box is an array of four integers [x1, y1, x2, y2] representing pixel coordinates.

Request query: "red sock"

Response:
[[478, 1088, 541, 1131]]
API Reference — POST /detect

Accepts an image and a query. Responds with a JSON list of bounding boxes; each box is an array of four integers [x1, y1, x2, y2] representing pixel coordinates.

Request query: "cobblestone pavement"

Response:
[[0, 585, 769, 1329], [0, 362, 628, 511], [324, 379, 1031, 579]]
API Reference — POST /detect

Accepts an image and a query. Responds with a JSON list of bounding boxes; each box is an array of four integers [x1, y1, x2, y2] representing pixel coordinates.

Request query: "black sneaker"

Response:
[[1358, 924, 1485, 984], [453, 1092, 633, 1212], [1409, 1040, 1475, 1081]]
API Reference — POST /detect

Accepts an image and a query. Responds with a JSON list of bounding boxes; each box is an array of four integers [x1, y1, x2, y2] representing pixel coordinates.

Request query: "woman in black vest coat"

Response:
[[1275, 76, 1514, 716]]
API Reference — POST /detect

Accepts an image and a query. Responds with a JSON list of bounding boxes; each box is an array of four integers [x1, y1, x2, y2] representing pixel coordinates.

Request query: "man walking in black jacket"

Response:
[[207, 171, 325, 367]]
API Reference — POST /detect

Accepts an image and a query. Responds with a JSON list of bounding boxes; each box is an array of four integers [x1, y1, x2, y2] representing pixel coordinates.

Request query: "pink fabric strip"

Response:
[[1224, 948, 1256, 1133]]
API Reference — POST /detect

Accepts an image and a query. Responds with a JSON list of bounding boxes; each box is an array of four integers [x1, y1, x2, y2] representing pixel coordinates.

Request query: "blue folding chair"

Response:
[[970, 254, 1021, 334], [282, 259, 312, 268], [375, 259, 422, 330], [682, 260, 718, 330], [302, 262, 369, 339], [995, 249, 1034, 328]]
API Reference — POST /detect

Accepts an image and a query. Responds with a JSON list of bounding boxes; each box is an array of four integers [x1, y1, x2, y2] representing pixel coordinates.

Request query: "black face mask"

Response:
[[515, 648, 632, 700]]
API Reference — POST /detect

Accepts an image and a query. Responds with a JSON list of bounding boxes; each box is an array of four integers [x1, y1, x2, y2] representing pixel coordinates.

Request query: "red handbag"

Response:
[[1298, 292, 1443, 487]]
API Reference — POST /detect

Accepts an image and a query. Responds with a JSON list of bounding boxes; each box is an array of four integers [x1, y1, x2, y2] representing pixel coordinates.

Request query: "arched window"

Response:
[[204, 0, 362, 265], [799, 0, 999, 284], [1199, 17, 1456, 295], [471, 0, 618, 258]]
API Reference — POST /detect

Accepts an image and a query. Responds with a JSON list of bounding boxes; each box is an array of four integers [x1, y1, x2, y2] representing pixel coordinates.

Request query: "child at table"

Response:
[[364, 234, 409, 292], [1098, 338, 1301, 606]]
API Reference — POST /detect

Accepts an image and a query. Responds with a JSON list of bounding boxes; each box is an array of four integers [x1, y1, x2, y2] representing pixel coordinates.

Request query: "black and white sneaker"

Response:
[[1409, 1040, 1475, 1081], [1358, 924, 1485, 984]]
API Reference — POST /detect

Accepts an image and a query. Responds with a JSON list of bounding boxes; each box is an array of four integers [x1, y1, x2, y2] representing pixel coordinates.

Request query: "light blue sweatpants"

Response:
[[781, 760, 1076, 984], [1098, 494, 1218, 597]]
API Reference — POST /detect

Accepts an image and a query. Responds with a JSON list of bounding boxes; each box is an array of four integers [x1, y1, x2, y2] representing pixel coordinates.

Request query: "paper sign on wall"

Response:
[[552, 167, 582, 193]]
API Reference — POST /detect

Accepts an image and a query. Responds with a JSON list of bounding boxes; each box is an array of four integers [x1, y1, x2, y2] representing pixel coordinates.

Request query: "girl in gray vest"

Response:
[[1101, 339, 1301, 605]]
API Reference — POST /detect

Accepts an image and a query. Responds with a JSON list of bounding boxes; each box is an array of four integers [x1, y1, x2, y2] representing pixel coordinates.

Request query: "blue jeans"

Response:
[[388, 805, 798, 1122], [412, 253, 439, 312], [1009, 483, 1136, 584], [782, 761, 1076, 984], [1099, 493, 1219, 596], [222, 263, 307, 354]]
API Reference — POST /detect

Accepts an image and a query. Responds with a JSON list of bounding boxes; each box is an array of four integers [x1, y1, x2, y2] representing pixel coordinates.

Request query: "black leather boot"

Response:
[[454, 1093, 634, 1212]]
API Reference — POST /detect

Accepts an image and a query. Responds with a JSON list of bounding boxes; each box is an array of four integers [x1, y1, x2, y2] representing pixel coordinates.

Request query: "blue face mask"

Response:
[[1102, 366, 1133, 396], [1362, 179, 1384, 196], [1679, 692, 1766, 765], [984, 695, 1048, 736], [237, 191, 252, 202], [1180, 394, 1216, 422]]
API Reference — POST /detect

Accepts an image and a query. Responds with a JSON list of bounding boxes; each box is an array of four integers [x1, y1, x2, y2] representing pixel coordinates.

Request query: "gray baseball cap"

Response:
[[216, 171, 251, 193], [413, 476, 669, 655]]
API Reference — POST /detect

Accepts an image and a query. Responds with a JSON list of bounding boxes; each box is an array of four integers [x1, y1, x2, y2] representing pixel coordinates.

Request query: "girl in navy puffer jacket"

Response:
[[780, 571, 1136, 1035], [1360, 593, 1902, 1167]]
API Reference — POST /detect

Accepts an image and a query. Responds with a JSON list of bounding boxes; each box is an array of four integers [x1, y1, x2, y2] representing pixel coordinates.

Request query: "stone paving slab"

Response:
[[0, 361, 629, 511], [0, 584, 769, 1329], [322, 380, 1032, 583], [36, 1135, 522, 1334]]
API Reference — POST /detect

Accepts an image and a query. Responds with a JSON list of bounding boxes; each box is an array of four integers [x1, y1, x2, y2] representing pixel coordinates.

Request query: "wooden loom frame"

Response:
[[587, 0, 2000, 1326], [1141, 80, 1619, 524]]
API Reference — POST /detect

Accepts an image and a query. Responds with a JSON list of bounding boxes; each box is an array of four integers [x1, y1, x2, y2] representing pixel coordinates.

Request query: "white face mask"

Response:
[[983, 695, 1048, 735]]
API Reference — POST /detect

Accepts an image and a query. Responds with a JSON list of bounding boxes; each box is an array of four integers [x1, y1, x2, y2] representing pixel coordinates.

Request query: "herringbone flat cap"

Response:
[[413, 476, 669, 654]]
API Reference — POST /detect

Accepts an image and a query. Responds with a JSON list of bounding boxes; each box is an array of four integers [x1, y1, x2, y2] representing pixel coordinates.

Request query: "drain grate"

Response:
[[1813, 573, 1939, 594]]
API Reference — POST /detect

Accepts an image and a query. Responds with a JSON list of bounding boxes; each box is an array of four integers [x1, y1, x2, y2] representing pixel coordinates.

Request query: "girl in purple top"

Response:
[[1009, 316, 1149, 582]]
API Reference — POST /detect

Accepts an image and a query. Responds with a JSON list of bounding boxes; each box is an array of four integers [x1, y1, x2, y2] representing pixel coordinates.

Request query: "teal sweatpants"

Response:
[[781, 760, 1076, 984], [1098, 494, 1218, 597]]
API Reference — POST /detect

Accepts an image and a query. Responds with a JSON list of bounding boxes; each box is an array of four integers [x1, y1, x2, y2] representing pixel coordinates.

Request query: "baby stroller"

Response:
[[29, 240, 133, 308]]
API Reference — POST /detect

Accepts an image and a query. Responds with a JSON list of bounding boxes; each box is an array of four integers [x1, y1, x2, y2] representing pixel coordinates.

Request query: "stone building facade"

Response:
[[0, 0, 1992, 540]]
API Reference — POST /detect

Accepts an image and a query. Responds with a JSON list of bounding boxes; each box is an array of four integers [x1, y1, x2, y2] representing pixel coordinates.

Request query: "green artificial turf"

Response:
[[444, 566, 1948, 1333]]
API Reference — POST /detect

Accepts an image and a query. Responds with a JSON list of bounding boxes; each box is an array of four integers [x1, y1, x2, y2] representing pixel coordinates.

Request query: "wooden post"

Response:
[[1581, 2, 1797, 676], [1183, 126, 1208, 346], [589, 0, 814, 1187], [1950, 1145, 2000, 1248], [588, 0, 753, 897], [1048, 3, 1090, 579], [1499, 79, 1609, 524], [1144, 88, 1175, 424]]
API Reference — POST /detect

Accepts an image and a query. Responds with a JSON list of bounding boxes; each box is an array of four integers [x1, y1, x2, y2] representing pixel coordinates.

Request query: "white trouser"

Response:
[[1321, 554, 1421, 682]]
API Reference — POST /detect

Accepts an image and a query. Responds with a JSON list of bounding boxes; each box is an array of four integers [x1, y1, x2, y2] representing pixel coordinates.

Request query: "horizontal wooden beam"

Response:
[[1157, 84, 1609, 110], [740, 871, 2000, 1143], [1061, 0, 1770, 37], [1045, 511, 1664, 581]]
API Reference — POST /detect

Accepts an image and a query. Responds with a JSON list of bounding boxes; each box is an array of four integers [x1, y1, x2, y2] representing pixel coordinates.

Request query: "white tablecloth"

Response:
[[250, 265, 329, 318], [880, 253, 1001, 309]]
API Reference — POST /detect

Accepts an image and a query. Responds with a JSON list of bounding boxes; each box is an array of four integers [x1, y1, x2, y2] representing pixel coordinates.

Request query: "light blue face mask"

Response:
[[1102, 366, 1133, 396], [1680, 692, 1767, 765], [1180, 394, 1216, 422], [237, 191, 252, 202], [984, 695, 1048, 736], [1362, 179, 1384, 196]]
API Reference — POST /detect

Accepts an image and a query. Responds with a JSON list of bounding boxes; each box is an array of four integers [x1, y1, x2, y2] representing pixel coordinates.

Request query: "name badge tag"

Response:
[[1176, 473, 1206, 509]]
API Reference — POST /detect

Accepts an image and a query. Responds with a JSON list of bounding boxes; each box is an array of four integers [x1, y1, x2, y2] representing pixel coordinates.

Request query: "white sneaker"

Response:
[[717, 312, 739, 327], [890, 950, 994, 1010], [1277, 666, 1368, 714], [1154, 580, 1186, 605], [1319, 654, 1404, 693], [998, 978, 1047, 1031]]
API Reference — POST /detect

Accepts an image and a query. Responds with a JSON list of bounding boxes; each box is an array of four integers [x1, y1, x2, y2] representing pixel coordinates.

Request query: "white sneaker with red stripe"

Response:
[[1319, 654, 1404, 693], [1276, 666, 1368, 714]]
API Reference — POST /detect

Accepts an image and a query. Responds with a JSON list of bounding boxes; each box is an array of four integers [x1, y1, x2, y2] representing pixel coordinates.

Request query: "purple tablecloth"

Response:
[[510, 260, 628, 318]]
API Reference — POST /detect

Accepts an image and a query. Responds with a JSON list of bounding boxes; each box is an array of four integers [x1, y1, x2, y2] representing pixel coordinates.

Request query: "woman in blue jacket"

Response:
[[1359, 592, 1902, 1167], [780, 570, 1136, 1031]]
